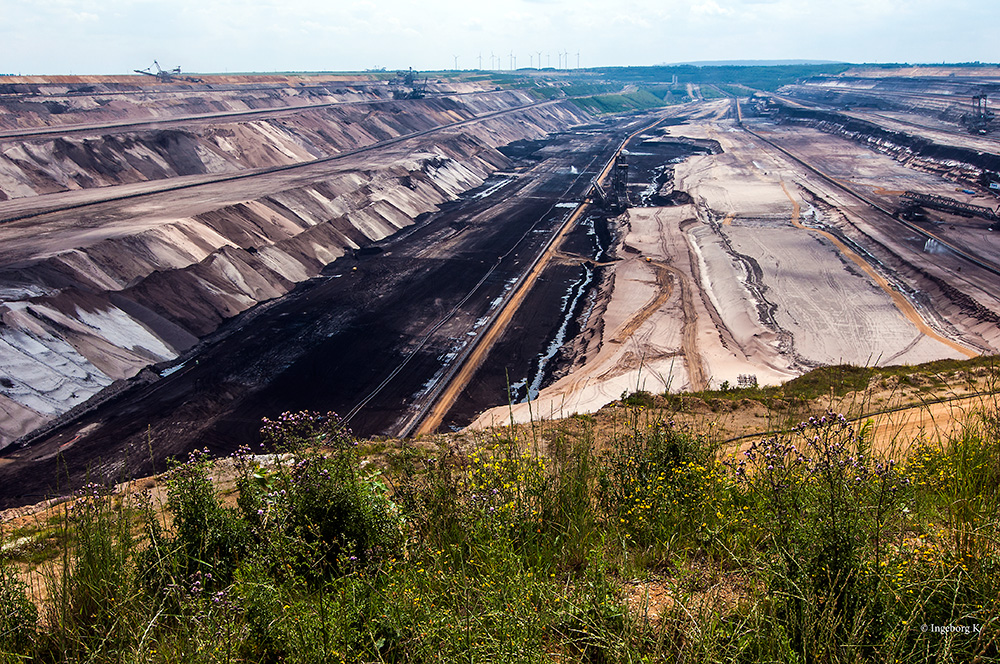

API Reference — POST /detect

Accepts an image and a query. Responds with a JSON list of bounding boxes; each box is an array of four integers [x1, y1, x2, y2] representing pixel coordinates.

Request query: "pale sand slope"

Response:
[[469, 117, 974, 429]]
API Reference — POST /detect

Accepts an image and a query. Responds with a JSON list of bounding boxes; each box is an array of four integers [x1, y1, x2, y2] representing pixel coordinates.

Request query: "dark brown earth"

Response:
[[445, 137, 715, 430], [0, 114, 654, 508]]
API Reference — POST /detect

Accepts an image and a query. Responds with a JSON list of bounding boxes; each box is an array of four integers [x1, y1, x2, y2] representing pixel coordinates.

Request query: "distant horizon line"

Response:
[[4, 60, 1000, 78]]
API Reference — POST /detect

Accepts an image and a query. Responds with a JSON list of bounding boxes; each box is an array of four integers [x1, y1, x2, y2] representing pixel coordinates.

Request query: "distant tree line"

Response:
[[590, 64, 851, 91]]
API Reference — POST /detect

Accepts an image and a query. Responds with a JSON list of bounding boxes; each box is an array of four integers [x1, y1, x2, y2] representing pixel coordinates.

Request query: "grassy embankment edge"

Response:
[[1, 356, 998, 662]]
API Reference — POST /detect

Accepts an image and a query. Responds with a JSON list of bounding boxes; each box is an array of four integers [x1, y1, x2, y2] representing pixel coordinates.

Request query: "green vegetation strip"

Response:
[[2, 357, 998, 662]]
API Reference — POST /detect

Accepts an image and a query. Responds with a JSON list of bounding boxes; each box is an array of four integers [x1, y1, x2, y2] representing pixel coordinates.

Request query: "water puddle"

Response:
[[509, 263, 595, 402]]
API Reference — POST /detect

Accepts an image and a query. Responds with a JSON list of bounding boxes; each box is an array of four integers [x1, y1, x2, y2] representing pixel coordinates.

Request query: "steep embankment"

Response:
[[0, 83, 593, 447], [0, 89, 541, 200], [771, 104, 1000, 186], [0, 76, 382, 132], [781, 74, 1000, 125]]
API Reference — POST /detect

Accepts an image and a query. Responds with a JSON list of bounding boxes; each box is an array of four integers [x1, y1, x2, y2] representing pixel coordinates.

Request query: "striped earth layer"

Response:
[[0, 80, 593, 447]]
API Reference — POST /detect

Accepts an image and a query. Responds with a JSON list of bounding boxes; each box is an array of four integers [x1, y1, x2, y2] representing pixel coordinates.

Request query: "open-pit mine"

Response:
[[1, 67, 998, 506]]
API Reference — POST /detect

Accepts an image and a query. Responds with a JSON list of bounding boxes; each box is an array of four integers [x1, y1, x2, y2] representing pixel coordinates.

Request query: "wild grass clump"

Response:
[[725, 413, 909, 659], [598, 416, 730, 555], [40, 482, 145, 661], [238, 413, 404, 578], [0, 381, 998, 662], [722, 408, 999, 662], [2, 410, 407, 663], [0, 560, 36, 661]]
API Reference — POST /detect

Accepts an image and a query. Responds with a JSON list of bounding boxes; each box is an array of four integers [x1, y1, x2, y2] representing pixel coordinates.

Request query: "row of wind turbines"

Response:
[[451, 51, 581, 71]]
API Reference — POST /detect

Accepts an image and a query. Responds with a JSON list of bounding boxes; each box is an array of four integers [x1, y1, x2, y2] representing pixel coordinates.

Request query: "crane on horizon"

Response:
[[133, 60, 201, 82]]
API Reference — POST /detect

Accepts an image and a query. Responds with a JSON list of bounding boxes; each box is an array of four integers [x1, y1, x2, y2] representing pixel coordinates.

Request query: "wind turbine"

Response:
[[537, 51, 542, 69], [576, 51, 581, 69], [453, 55, 459, 71], [478, 52, 482, 70]]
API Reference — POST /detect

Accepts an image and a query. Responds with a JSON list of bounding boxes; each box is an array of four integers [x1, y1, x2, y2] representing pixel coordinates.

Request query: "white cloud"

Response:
[[0, 0, 996, 74], [691, 0, 733, 16]]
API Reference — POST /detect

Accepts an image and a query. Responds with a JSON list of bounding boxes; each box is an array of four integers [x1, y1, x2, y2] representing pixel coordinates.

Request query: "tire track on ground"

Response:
[[779, 181, 976, 359], [656, 212, 709, 391], [412, 115, 672, 435]]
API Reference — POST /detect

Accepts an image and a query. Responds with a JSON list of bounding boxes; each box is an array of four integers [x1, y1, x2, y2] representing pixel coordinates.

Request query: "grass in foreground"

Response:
[[1, 381, 999, 662]]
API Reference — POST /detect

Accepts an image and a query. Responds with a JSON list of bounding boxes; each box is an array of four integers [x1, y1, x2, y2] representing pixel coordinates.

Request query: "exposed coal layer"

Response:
[[446, 259, 602, 428], [0, 119, 639, 508], [558, 212, 612, 262], [443, 137, 712, 430]]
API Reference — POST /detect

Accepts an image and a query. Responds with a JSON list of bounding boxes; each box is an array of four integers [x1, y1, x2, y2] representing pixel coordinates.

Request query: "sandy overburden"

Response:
[[471, 112, 988, 428]]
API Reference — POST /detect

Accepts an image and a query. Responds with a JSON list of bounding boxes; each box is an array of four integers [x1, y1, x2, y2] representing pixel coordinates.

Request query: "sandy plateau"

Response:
[[471, 103, 997, 428]]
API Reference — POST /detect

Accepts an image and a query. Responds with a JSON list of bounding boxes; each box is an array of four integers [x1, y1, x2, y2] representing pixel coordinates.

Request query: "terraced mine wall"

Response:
[[0, 90, 593, 447], [775, 105, 1000, 187], [0, 76, 414, 131], [0, 89, 542, 200], [784, 75, 1000, 124]]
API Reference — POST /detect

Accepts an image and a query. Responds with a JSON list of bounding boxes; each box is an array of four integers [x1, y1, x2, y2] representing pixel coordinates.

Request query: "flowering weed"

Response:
[[0, 372, 997, 663]]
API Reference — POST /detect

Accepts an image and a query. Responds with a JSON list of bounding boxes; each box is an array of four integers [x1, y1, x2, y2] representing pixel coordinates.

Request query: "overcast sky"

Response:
[[3, 0, 997, 75]]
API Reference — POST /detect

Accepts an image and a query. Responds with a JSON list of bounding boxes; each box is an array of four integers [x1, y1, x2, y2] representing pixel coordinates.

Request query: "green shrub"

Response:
[[237, 411, 405, 579], [728, 411, 910, 657], [164, 449, 251, 586], [621, 390, 655, 408], [0, 562, 36, 660], [2, 370, 997, 662], [598, 416, 729, 555], [392, 445, 468, 552], [557, 557, 630, 663], [466, 445, 548, 538]]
